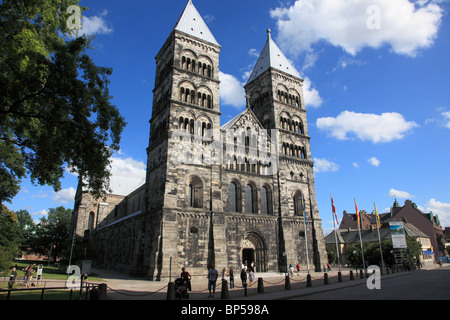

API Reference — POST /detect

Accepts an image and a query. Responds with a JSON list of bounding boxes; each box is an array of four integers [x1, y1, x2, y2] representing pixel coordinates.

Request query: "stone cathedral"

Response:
[[71, 0, 327, 279]]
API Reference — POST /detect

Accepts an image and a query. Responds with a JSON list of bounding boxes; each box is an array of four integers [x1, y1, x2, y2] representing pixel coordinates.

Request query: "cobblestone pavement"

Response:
[[86, 264, 445, 300]]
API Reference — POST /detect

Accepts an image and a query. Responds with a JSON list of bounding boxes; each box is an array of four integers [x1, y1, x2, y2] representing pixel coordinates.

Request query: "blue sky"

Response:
[[8, 0, 450, 235]]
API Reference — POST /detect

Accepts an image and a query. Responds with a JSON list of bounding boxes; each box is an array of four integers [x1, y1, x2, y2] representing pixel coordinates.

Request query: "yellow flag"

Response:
[[374, 202, 381, 228]]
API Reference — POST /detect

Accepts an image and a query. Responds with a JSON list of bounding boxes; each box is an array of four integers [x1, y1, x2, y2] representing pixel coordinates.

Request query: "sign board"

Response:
[[81, 260, 92, 275], [36, 264, 43, 280], [389, 221, 407, 249]]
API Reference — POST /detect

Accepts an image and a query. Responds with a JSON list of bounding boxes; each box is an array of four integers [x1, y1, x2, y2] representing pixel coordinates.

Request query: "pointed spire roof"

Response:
[[174, 0, 219, 46], [247, 29, 300, 84]]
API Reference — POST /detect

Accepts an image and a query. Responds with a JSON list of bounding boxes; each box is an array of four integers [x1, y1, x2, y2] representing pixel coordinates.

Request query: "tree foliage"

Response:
[[0, 204, 20, 272], [0, 0, 126, 203], [33, 206, 71, 262]]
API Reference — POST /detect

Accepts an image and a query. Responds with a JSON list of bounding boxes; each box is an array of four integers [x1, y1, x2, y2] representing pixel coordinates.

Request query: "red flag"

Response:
[[331, 194, 339, 225]]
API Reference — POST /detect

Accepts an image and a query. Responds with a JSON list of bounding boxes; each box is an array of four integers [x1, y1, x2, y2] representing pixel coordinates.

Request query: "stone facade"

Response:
[[71, 0, 327, 279]]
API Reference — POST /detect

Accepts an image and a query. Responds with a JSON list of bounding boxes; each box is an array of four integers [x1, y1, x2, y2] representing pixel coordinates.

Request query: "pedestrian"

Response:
[[25, 265, 34, 288], [222, 268, 227, 281], [181, 267, 192, 291], [8, 267, 17, 289], [289, 263, 294, 277], [240, 267, 247, 287], [327, 262, 331, 271], [229, 267, 234, 289], [296, 263, 300, 273], [248, 269, 255, 285], [207, 265, 218, 298]]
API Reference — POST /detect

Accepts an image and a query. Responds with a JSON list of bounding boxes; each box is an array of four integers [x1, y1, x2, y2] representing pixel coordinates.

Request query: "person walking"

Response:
[[25, 265, 35, 288], [229, 267, 234, 289], [248, 269, 255, 285], [8, 267, 17, 289], [240, 267, 247, 287], [207, 265, 218, 298]]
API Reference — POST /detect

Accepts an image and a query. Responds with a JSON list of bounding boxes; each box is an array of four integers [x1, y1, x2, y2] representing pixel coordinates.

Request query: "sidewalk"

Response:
[[88, 265, 442, 300]]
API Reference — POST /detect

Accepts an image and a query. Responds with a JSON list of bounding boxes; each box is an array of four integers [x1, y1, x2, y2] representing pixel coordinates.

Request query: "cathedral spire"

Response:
[[174, 0, 219, 46], [246, 30, 300, 84]]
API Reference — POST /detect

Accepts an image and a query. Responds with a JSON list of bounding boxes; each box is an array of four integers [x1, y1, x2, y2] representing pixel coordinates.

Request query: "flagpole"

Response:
[[303, 195, 310, 274], [374, 202, 385, 272], [354, 198, 366, 275], [331, 194, 341, 274]]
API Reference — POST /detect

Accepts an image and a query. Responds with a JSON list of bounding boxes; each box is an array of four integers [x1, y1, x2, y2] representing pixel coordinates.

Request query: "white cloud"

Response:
[[270, 0, 443, 60], [388, 188, 414, 199], [219, 71, 246, 109], [303, 77, 323, 108], [80, 10, 113, 36], [313, 158, 339, 173], [316, 111, 419, 143], [52, 187, 76, 204], [426, 198, 450, 227], [108, 156, 146, 196], [441, 111, 450, 129], [368, 157, 380, 167], [33, 209, 48, 216]]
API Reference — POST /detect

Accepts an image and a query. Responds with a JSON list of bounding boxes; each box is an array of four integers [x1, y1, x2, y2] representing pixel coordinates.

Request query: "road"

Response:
[[290, 266, 450, 300]]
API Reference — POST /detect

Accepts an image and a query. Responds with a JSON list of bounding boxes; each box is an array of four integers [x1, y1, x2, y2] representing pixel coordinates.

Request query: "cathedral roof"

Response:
[[246, 29, 300, 84], [220, 106, 267, 135], [174, 0, 220, 46]]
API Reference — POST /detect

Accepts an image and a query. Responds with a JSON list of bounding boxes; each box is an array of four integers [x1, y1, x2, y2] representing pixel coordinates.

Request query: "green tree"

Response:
[[15, 209, 36, 253], [33, 206, 71, 262], [0, 204, 20, 272], [0, 0, 126, 203]]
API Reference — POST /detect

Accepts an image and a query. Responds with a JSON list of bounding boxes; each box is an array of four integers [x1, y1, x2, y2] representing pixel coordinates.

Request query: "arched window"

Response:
[[246, 184, 257, 214], [88, 211, 95, 231], [229, 181, 241, 212], [293, 191, 304, 216], [261, 185, 273, 215], [187, 176, 203, 208], [229, 182, 237, 212]]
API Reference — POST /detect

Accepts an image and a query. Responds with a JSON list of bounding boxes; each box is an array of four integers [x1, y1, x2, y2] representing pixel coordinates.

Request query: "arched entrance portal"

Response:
[[241, 231, 267, 272]]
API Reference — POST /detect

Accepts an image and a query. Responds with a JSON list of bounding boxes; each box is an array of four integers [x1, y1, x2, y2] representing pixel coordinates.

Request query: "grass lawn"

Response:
[[0, 260, 105, 300]]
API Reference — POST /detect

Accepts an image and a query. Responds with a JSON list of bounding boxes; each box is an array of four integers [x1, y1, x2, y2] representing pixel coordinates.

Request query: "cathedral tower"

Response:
[[144, 0, 223, 279], [244, 29, 327, 271]]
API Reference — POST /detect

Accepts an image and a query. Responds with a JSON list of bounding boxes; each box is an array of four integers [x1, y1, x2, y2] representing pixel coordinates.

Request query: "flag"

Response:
[[354, 198, 360, 229], [331, 194, 339, 226], [374, 202, 381, 228]]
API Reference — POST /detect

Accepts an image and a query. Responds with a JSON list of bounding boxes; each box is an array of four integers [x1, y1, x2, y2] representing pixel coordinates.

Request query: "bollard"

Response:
[[285, 275, 291, 290], [338, 271, 343, 282], [359, 270, 364, 279], [90, 287, 101, 300], [221, 280, 229, 299], [257, 277, 264, 294], [244, 283, 248, 297], [98, 283, 107, 300], [324, 273, 329, 285], [306, 274, 312, 287], [350, 270, 354, 280], [166, 282, 175, 300]]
